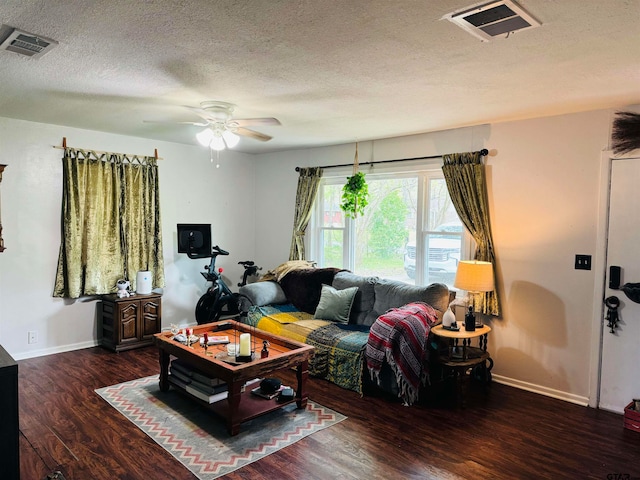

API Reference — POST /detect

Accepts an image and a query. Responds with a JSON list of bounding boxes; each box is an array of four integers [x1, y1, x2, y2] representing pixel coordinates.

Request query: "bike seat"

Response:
[[238, 261, 255, 266]]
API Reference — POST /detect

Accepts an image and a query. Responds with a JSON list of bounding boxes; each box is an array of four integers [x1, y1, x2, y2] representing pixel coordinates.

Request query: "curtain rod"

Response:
[[294, 148, 488, 172], [53, 137, 163, 160]]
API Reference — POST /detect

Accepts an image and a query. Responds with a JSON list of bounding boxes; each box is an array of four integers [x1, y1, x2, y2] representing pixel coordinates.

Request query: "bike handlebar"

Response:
[[211, 245, 229, 256]]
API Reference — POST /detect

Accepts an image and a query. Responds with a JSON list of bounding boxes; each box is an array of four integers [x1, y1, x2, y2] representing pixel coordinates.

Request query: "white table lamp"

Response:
[[454, 260, 494, 329]]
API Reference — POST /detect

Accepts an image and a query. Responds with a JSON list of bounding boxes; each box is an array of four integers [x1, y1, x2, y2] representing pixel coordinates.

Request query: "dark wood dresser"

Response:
[[98, 293, 162, 352]]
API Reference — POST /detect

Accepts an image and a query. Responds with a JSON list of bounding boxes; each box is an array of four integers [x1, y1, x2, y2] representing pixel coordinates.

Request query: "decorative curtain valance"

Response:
[[61, 148, 159, 165], [442, 151, 501, 317], [53, 146, 164, 298], [289, 167, 323, 261]]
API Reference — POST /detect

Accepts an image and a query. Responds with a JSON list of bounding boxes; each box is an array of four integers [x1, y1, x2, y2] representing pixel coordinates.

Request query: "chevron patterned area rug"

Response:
[[96, 375, 346, 479]]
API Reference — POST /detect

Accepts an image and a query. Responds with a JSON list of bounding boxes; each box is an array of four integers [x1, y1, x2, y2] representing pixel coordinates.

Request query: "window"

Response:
[[309, 165, 471, 288]]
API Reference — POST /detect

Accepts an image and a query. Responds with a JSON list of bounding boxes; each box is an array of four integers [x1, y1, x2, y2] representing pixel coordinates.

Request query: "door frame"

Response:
[[588, 149, 640, 409]]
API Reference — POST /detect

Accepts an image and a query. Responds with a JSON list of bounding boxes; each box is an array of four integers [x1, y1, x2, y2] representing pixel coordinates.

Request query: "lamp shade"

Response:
[[196, 127, 239, 151], [209, 133, 226, 151], [454, 260, 494, 292], [196, 127, 215, 147], [222, 130, 239, 148]]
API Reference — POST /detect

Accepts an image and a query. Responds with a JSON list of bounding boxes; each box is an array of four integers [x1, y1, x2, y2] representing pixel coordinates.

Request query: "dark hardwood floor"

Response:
[[18, 346, 640, 480]]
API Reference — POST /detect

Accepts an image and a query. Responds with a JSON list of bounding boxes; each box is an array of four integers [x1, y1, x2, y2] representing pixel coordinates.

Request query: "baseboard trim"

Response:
[[493, 374, 589, 407], [11, 340, 99, 361]]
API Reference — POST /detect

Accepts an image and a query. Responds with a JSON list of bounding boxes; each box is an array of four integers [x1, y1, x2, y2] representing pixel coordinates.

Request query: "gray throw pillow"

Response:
[[314, 284, 358, 323], [332, 271, 377, 325], [238, 281, 287, 307]]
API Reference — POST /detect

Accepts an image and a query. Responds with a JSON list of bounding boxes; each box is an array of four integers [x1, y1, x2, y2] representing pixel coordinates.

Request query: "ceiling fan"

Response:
[[147, 101, 281, 151]]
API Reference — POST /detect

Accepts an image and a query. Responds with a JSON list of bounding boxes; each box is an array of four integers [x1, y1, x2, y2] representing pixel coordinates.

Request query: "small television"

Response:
[[177, 223, 212, 259]]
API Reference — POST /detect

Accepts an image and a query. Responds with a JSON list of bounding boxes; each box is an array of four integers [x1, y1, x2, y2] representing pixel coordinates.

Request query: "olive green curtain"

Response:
[[53, 149, 165, 298], [442, 151, 501, 317], [289, 167, 323, 260]]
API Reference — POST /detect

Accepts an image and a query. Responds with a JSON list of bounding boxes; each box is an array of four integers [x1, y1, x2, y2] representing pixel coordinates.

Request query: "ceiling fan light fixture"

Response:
[[210, 133, 226, 151], [196, 127, 215, 147], [222, 130, 240, 148], [146, 100, 279, 150]]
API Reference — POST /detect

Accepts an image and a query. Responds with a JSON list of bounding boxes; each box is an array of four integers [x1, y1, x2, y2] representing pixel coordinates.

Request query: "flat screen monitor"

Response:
[[177, 223, 211, 259]]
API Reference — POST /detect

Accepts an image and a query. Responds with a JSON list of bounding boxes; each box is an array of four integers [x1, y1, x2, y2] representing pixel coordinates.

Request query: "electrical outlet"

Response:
[[28, 330, 38, 344], [575, 254, 592, 270]]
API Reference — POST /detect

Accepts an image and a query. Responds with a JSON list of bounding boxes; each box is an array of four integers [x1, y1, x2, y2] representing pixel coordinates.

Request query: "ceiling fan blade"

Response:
[[183, 106, 218, 122], [143, 120, 209, 127], [236, 127, 272, 142], [233, 117, 281, 127]]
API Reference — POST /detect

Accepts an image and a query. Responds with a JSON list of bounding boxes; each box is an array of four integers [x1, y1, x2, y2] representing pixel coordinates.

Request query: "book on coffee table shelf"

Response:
[[170, 359, 194, 378], [168, 373, 260, 404], [189, 378, 228, 396], [192, 371, 225, 387], [169, 367, 191, 385], [166, 374, 228, 404], [167, 374, 188, 390], [250, 385, 287, 400], [170, 359, 225, 387], [185, 384, 228, 404]]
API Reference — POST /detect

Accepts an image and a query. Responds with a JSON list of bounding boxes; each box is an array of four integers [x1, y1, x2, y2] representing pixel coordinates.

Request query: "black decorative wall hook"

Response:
[[604, 296, 620, 334]]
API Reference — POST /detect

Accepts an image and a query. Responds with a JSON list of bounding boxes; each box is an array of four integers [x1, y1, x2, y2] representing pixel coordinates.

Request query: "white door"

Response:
[[600, 156, 640, 413]]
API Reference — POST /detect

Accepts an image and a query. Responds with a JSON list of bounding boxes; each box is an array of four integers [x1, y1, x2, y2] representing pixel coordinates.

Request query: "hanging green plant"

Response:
[[341, 171, 369, 219]]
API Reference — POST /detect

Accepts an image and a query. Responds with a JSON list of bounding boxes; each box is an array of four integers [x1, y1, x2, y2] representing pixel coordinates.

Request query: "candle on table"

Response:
[[239, 333, 251, 356]]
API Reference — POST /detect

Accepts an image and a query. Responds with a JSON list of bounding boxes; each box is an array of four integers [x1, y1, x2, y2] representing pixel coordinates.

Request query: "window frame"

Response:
[[308, 161, 473, 287]]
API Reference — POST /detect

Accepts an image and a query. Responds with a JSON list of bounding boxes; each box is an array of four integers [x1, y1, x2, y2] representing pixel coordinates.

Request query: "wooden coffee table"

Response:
[[153, 320, 314, 435]]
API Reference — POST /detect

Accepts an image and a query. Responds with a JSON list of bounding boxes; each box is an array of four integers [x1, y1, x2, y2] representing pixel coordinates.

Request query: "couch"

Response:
[[238, 266, 451, 400]]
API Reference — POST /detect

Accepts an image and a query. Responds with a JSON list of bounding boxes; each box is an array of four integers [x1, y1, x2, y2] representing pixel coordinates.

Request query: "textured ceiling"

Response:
[[0, 0, 638, 154]]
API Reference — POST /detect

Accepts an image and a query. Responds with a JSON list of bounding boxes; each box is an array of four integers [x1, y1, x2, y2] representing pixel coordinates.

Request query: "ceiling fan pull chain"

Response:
[[209, 147, 221, 168]]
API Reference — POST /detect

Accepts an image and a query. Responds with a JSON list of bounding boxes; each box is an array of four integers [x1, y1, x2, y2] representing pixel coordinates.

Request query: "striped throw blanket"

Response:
[[366, 302, 439, 405], [245, 304, 369, 393]]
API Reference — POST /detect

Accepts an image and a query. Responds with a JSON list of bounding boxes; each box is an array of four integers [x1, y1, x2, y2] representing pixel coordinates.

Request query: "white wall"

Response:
[[253, 110, 612, 404], [0, 108, 617, 405], [0, 117, 256, 360], [487, 111, 609, 403]]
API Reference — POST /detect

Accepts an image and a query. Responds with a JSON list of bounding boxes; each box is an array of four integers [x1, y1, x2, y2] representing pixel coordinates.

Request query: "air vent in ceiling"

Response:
[[0, 28, 58, 59], [443, 0, 541, 42]]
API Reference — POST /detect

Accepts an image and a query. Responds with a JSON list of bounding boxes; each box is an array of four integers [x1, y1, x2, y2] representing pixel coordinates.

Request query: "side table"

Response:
[[431, 324, 493, 407]]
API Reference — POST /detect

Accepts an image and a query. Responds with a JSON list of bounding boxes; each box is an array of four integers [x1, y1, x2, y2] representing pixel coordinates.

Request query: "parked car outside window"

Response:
[[404, 223, 462, 283]]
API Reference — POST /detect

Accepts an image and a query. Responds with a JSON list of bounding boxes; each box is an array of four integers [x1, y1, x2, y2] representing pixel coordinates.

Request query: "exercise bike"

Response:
[[194, 245, 261, 324]]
